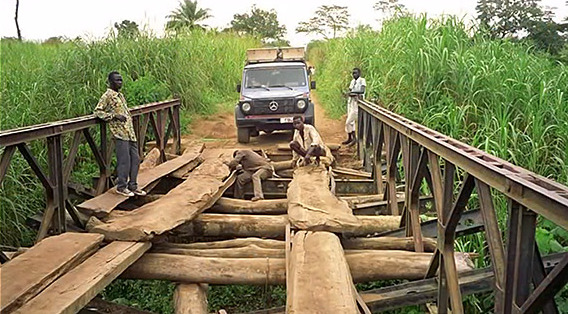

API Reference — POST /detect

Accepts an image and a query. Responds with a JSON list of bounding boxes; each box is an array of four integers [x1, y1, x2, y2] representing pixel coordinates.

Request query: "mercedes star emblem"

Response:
[[269, 101, 279, 111]]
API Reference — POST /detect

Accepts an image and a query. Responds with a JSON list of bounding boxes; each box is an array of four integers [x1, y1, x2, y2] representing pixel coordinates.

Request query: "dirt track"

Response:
[[183, 93, 347, 149]]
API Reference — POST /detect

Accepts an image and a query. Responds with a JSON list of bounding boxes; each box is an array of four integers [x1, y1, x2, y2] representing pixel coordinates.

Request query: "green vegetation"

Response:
[[309, 14, 568, 312], [0, 30, 259, 246]]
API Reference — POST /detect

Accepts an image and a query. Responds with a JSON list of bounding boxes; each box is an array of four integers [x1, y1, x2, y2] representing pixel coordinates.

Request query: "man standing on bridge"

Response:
[[226, 150, 273, 201], [94, 71, 146, 197], [289, 116, 327, 166], [342, 67, 366, 146]]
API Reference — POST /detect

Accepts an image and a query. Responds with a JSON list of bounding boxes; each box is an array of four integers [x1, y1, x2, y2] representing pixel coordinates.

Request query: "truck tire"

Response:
[[237, 127, 250, 143]]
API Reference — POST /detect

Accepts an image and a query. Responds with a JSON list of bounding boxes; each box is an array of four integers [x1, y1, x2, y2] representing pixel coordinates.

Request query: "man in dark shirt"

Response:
[[226, 150, 273, 201]]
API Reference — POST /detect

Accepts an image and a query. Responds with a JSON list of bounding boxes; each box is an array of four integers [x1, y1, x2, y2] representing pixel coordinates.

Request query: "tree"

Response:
[[476, 0, 567, 54], [114, 20, 140, 39], [296, 5, 350, 39], [228, 6, 286, 43], [166, 0, 211, 31], [14, 0, 21, 41], [373, 0, 406, 19]]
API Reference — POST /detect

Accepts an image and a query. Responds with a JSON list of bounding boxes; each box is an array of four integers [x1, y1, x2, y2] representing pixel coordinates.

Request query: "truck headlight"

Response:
[[241, 102, 251, 112], [297, 100, 306, 109]]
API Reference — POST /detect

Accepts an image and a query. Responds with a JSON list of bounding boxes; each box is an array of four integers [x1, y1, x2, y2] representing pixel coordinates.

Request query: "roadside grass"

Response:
[[0, 30, 259, 246], [309, 14, 568, 312]]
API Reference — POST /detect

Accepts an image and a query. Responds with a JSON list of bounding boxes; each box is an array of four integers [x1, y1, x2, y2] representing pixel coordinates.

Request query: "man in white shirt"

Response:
[[343, 68, 366, 146], [289, 116, 326, 166]]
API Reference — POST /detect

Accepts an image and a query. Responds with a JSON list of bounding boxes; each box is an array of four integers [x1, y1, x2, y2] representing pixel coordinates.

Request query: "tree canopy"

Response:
[[166, 0, 211, 31], [476, 0, 567, 54], [296, 5, 350, 39], [114, 20, 140, 39], [228, 6, 286, 43]]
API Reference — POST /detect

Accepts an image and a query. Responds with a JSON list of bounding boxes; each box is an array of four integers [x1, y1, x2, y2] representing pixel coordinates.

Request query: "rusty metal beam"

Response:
[[358, 100, 568, 230], [0, 99, 180, 147], [0, 145, 16, 186]]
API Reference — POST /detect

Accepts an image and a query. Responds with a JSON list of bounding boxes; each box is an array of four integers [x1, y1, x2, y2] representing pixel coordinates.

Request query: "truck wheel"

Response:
[[237, 127, 250, 143]]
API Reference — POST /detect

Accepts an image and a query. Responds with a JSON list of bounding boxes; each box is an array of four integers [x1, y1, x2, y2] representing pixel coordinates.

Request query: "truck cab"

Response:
[[235, 47, 316, 143]]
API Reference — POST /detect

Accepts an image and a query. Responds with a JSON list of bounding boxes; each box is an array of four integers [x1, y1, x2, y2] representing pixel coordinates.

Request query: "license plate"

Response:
[[280, 117, 293, 123]]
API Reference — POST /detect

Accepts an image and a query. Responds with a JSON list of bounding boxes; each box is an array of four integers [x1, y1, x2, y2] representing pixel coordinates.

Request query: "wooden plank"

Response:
[[1, 233, 103, 313], [286, 231, 359, 313], [174, 283, 208, 314], [88, 159, 234, 241], [78, 145, 204, 217], [287, 165, 360, 232], [14, 241, 151, 314]]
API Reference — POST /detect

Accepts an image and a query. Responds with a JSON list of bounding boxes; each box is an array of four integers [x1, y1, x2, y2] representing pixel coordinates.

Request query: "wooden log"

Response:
[[171, 156, 204, 179], [173, 214, 401, 239], [277, 143, 340, 151], [174, 214, 288, 239], [87, 159, 234, 241], [14, 242, 150, 314], [287, 231, 359, 313], [152, 237, 438, 258], [152, 246, 285, 258], [1, 233, 103, 313], [122, 251, 473, 284], [287, 166, 360, 232], [171, 146, 206, 179], [158, 237, 436, 252], [158, 238, 284, 250], [271, 160, 295, 171], [139, 147, 162, 171], [209, 194, 398, 215], [174, 283, 208, 314], [332, 167, 372, 179], [209, 197, 288, 215], [79, 145, 204, 217], [341, 237, 437, 252]]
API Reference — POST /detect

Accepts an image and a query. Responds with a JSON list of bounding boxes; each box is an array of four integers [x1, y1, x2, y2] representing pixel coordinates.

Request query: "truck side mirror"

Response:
[[236, 84, 241, 93], [310, 81, 316, 90]]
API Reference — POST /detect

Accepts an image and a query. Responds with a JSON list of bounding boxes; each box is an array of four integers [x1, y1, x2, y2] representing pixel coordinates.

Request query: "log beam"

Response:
[[122, 251, 473, 284], [174, 283, 208, 314]]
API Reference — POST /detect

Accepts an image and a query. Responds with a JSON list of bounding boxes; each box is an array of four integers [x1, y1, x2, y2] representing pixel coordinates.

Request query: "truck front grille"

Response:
[[249, 99, 301, 115]]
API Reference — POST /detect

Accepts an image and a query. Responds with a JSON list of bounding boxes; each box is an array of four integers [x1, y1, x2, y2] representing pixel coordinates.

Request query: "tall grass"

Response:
[[309, 15, 567, 185], [309, 15, 568, 312], [0, 30, 259, 246]]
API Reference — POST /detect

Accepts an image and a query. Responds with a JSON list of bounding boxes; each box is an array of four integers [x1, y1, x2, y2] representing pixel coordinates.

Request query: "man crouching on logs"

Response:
[[226, 150, 273, 201], [289, 116, 326, 166]]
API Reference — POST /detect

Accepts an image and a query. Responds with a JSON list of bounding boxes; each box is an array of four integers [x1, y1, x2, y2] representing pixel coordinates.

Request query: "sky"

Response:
[[1, 0, 567, 46]]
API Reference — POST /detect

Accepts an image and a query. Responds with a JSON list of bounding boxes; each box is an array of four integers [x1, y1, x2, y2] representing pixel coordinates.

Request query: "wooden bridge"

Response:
[[0, 98, 566, 314]]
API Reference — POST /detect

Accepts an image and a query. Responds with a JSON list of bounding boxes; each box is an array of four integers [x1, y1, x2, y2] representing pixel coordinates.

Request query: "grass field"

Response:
[[309, 15, 568, 312], [0, 30, 259, 246]]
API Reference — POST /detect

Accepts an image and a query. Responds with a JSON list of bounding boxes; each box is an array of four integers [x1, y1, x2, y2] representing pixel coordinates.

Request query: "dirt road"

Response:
[[182, 93, 347, 149]]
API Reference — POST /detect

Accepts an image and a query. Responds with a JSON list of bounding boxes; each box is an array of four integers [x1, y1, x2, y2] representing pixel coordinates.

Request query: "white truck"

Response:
[[234, 47, 316, 143]]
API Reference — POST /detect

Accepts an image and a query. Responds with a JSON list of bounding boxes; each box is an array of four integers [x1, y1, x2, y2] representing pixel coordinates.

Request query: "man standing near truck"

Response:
[[94, 71, 146, 197], [226, 149, 273, 201], [342, 68, 366, 146]]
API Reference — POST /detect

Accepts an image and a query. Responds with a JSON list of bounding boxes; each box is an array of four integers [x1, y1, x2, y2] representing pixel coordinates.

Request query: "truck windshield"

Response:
[[244, 67, 306, 89]]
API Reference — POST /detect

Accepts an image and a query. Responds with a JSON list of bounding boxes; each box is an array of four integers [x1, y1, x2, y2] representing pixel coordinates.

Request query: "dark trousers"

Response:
[[234, 168, 272, 199], [115, 139, 140, 191]]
